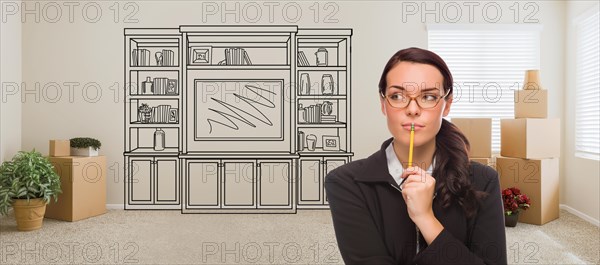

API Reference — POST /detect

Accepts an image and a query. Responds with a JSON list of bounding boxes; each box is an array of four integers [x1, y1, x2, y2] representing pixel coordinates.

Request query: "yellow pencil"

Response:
[[408, 122, 414, 168]]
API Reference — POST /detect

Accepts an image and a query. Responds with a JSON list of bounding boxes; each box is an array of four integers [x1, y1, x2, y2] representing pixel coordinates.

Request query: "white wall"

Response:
[[14, 1, 572, 208], [563, 1, 600, 224], [0, 4, 22, 162]]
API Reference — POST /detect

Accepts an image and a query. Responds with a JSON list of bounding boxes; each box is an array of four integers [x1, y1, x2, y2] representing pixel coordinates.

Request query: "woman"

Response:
[[325, 47, 507, 265]]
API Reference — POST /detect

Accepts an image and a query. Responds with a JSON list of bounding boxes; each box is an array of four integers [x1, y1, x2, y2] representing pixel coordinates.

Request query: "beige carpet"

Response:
[[0, 209, 598, 264]]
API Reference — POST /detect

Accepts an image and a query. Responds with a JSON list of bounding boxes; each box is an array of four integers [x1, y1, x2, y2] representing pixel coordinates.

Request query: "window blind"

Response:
[[575, 9, 600, 161], [428, 25, 541, 153]]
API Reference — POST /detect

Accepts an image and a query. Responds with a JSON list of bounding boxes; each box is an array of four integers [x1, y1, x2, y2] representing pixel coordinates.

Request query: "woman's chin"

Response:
[[392, 137, 411, 146]]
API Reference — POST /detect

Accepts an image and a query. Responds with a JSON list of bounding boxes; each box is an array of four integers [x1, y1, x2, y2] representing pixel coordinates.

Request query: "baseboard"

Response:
[[560, 204, 600, 227], [106, 204, 125, 210]]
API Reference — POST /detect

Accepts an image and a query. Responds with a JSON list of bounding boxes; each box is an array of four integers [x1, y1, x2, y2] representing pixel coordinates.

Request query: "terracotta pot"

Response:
[[12, 198, 46, 231], [505, 212, 520, 227]]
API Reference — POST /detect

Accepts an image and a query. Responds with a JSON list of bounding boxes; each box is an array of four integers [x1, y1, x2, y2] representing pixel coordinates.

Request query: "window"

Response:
[[575, 8, 600, 161], [428, 24, 542, 153]]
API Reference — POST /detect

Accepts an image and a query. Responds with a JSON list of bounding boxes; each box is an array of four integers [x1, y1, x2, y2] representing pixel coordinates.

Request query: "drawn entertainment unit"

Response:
[[124, 26, 353, 213]]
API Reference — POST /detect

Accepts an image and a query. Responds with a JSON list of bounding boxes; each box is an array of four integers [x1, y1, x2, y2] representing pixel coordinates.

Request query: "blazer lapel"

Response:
[[353, 138, 396, 184]]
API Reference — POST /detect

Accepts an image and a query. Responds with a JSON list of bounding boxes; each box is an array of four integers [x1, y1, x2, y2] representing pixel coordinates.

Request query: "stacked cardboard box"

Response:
[[452, 118, 494, 169], [49, 140, 70, 157], [498, 70, 560, 225], [515, 70, 548, 119], [46, 156, 107, 221], [46, 140, 107, 221]]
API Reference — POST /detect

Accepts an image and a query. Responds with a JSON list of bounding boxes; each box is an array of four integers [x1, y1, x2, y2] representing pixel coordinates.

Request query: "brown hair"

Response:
[[378, 47, 486, 218]]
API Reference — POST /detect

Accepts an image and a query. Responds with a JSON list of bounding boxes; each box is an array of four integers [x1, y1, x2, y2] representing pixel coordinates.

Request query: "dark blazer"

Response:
[[325, 138, 507, 265]]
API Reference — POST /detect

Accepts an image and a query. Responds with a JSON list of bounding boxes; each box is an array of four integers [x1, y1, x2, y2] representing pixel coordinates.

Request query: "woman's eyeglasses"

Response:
[[380, 89, 450, 109]]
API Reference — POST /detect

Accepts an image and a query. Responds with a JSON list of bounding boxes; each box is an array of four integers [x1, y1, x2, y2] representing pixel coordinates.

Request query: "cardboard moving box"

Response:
[[49, 140, 70, 157], [500, 118, 560, 159], [496, 156, 559, 225], [452, 118, 492, 158], [46, 156, 106, 221], [515, 90, 548, 119], [470, 157, 494, 169]]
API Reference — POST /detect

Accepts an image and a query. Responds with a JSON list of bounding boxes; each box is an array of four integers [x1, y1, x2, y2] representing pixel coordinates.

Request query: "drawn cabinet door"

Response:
[[155, 158, 179, 205], [323, 157, 348, 204], [258, 160, 292, 208], [299, 158, 322, 205], [187, 160, 220, 208], [129, 157, 153, 204], [222, 160, 256, 208]]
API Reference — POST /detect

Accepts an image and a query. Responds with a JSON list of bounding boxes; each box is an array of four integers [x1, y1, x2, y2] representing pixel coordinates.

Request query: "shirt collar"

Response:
[[385, 140, 435, 186]]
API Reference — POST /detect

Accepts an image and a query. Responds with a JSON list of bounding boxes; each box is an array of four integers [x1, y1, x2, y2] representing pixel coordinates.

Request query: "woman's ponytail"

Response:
[[434, 119, 486, 218]]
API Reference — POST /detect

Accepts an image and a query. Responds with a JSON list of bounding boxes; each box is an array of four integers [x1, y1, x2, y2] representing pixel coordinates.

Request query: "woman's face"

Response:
[[380, 61, 453, 148]]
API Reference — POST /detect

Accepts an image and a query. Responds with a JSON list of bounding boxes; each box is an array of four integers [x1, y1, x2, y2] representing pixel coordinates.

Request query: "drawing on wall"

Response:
[[217, 48, 253, 65], [194, 80, 283, 140], [123, 25, 353, 213], [189, 46, 212, 65], [322, 135, 340, 151]]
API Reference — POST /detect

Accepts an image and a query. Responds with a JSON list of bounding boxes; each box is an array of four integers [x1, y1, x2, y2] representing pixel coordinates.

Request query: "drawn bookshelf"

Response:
[[124, 29, 182, 209], [295, 29, 352, 208], [123, 26, 352, 212]]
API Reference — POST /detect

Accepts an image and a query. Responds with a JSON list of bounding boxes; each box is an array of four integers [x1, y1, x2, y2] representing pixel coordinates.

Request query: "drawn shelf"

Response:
[[297, 70, 347, 96], [129, 99, 179, 124], [298, 149, 353, 156], [128, 70, 179, 96], [130, 38, 179, 67], [187, 35, 292, 67], [296, 37, 348, 68], [127, 127, 179, 149], [130, 66, 179, 71], [297, 66, 346, 71], [129, 123, 179, 128], [297, 95, 347, 100], [126, 147, 179, 155], [297, 123, 347, 128], [186, 65, 291, 70], [129, 95, 180, 100]]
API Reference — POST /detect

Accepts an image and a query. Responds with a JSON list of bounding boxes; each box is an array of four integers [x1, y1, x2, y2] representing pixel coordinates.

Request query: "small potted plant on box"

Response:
[[0, 150, 62, 231], [502, 187, 531, 227], [138, 103, 152, 123], [70, 137, 101, 156]]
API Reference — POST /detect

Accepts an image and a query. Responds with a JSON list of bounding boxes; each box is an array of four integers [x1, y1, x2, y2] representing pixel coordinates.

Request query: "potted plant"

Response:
[[502, 187, 531, 227], [138, 103, 152, 123], [0, 150, 62, 231], [70, 137, 101, 156]]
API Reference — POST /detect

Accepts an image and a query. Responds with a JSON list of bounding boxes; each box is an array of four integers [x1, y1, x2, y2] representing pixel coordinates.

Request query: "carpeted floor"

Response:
[[0, 209, 598, 264]]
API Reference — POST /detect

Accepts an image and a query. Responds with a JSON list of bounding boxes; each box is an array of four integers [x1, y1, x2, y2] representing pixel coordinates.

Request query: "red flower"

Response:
[[501, 187, 531, 216]]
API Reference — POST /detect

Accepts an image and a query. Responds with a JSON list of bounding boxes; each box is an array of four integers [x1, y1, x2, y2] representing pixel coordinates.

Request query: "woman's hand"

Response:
[[400, 166, 436, 223], [400, 166, 444, 245]]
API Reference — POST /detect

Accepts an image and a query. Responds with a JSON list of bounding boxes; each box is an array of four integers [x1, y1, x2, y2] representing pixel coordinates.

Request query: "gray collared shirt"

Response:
[[385, 141, 435, 186]]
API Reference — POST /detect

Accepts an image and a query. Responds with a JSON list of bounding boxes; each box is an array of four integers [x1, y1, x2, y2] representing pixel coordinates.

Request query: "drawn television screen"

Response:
[[194, 80, 284, 140]]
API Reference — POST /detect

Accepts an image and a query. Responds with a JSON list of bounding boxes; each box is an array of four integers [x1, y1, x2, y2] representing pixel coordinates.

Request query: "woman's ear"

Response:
[[442, 95, 453, 117], [380, 97, 387, 116]]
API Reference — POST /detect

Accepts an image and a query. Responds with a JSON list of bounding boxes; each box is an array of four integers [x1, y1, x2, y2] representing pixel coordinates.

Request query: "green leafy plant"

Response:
[[70, 137, 101, 150], [0, 150, 62, 216]]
